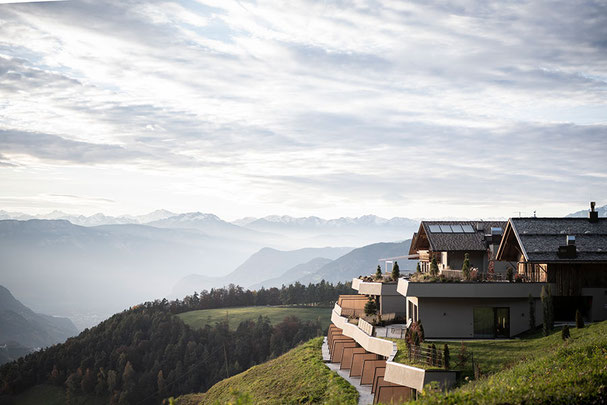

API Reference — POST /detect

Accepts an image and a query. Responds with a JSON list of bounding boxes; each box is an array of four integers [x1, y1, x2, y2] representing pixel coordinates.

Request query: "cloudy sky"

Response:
[[0, 0, 606, 220]]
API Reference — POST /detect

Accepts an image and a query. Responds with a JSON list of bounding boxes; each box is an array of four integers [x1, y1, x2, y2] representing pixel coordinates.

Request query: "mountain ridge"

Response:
[[0, 285, 78, 356]]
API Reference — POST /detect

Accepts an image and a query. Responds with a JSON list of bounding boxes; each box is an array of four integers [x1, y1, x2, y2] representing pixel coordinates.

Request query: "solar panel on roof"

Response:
[[428, 225, 442, 233], [440, 225, 453, 233], [451, 224, 464, 233], [461, 225, 475, 233]]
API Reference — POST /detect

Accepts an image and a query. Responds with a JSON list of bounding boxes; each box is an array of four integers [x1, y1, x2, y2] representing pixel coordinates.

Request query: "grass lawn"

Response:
[[174, 337, 358, 405], [177, 305, 332, 330], [406, 322, 607, 404], [393, 325, 602, 377], [1, 384, 107, 405]]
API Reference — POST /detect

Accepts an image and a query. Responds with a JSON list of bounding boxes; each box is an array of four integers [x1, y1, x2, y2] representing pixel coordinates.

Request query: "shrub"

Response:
[[506, 267, 514, 282], [576, 309, 584, 329], [562, 325, 571, 340], [407, 321, 425, 345], [458, 342, 469, 367]]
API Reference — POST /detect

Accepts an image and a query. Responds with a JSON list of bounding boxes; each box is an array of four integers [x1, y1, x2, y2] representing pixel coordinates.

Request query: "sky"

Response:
[[0, 0, 606, 220]]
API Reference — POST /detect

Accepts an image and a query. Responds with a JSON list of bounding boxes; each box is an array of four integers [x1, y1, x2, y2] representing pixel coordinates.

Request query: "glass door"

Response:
[[474, 307, 510, 338], [495, 307, 510, 338], [473, 307, 494, 338]]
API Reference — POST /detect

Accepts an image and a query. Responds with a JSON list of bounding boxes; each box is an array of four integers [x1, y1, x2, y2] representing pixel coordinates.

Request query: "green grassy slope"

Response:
[[175, 337, 358, 405], [394, 322, 607, 376], [410, 322, 607, 404], [178, 306, 331, 330]]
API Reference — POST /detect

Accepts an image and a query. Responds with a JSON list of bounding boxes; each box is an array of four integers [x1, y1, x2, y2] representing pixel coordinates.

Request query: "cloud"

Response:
[[0, 0, 606, 217], [0, 129, 142, 163]]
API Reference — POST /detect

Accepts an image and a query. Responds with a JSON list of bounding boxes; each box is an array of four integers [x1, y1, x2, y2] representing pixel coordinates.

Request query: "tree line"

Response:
[[140, 280, 353, 314], [0, 280, 352, 404]]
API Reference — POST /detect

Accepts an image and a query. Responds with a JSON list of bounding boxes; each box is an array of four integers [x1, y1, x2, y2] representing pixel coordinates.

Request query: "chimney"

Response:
[[558, 235, 577, 258], [589, 201, 599, 223], [491, 227, 503, 244]]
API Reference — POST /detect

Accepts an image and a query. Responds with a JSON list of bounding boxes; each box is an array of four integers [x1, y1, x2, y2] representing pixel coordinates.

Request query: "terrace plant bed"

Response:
[[357, 275, 397, 283]]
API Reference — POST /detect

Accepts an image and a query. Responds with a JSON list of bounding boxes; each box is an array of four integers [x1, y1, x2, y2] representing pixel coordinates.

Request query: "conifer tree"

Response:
[[462, 253, 471, 280], [430, 257, 439, 276], [157, 370, 167, 398], [81, 368, 95, 394], [418, 321, 425, 342], [443, 344, 450, 369], [416, 262, 421, 273], [576, 309, 584, 328], [562, 325, 571, 340], [507, 267, 514, 282], [375, 265, 382, 280], [364, 296, 377, 316], [391, 261, 400, 280]]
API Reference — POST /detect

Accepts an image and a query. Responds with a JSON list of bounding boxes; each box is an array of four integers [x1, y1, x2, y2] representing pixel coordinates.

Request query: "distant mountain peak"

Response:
[[567, 204, 607, 218], [173, 212, 221, 221]]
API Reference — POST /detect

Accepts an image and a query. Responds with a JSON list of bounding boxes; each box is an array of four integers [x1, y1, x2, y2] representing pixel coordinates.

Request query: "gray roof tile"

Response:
[[421, 220, 507, 252], [511, 217, 607, 262]]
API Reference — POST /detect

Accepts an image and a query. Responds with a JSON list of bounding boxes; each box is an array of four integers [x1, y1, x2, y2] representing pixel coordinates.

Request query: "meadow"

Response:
[[177, 305, 332, 330]]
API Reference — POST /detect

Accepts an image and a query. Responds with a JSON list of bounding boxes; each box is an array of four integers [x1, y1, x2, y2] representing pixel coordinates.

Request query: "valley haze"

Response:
[[0, 210, 420, 329]]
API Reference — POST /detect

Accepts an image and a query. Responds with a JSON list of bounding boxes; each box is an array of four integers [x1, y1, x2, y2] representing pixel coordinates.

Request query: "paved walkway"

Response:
[[322, 337, 375, 405]]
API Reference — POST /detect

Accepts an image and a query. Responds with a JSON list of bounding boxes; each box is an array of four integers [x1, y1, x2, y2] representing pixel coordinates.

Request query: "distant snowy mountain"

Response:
[[245, 214, 417, 229], [231, 217, 258, 226], [147, 212, 272, 242], [0, 209, 177, 226], [239, 214, 418, 247], [567, 204, 607, 218]]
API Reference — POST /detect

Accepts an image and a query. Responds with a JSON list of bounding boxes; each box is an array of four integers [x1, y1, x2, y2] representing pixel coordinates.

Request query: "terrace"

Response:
[[398, 278, 549, 298], [329, 300, 457, 400]]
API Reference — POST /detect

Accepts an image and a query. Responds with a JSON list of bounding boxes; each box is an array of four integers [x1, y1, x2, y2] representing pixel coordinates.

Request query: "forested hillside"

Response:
[[0, 281, 351, 404]]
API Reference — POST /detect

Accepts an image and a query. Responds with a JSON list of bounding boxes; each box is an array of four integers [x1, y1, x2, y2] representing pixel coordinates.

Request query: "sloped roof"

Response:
[[498, 217, 607, 263], [412, 221, 507, 252], [408, 232, 418, 255]]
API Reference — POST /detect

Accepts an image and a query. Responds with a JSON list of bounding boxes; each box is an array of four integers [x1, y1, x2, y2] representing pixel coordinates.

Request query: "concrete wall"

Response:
[[398, 279, 550, 298], [352, 280, 407, 315], [383, 362, 456, 392], [380, 294, 407, 316], [413, 297, 543, 338], [331, 304, 397, 359], [445, 251, 485, 272], [583, 288, 607, 321]]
